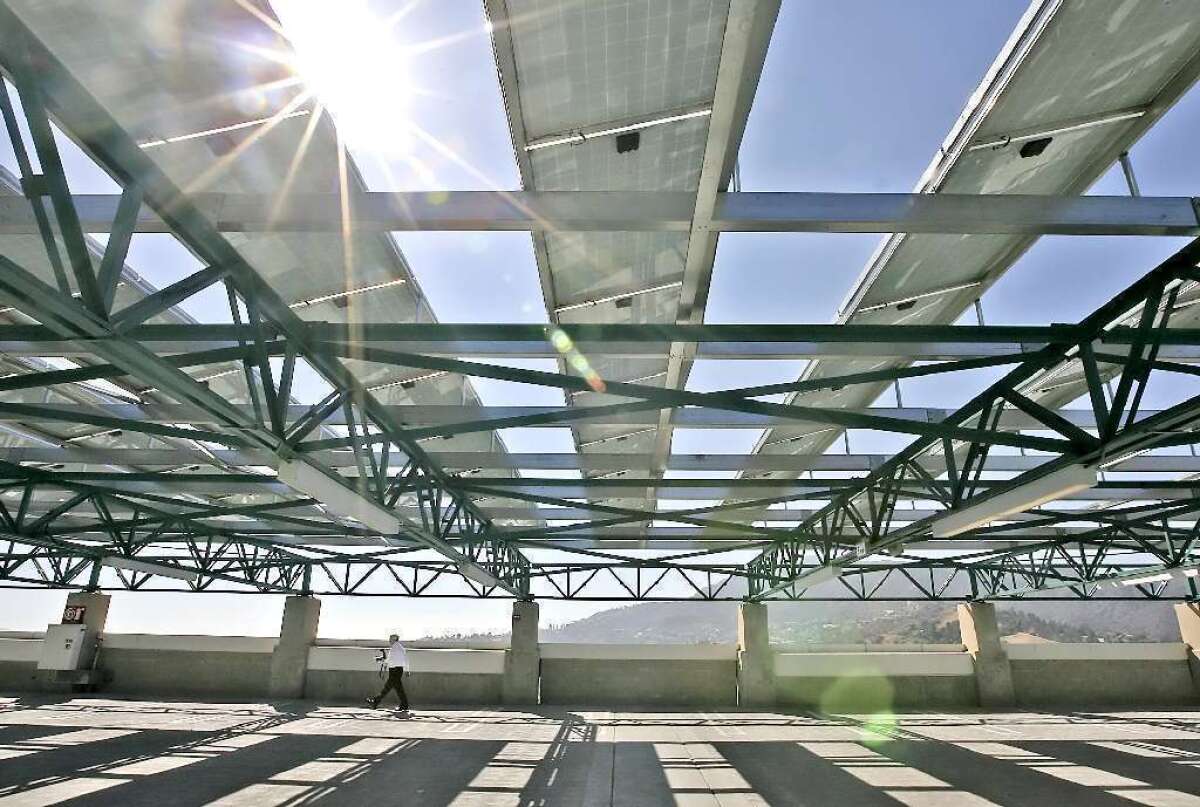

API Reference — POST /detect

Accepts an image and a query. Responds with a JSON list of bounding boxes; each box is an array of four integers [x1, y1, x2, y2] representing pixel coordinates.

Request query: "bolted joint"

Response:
[[19, 174, 47, 199]]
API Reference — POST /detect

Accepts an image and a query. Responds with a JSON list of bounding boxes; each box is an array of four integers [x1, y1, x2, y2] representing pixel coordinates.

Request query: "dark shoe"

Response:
[[365, 697, 379, 709]]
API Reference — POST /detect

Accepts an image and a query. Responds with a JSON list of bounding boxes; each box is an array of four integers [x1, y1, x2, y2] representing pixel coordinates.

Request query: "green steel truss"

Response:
[[747, 239, 1200, 600], [0, 6, 529, 598], [0, 5, 1199, 601]]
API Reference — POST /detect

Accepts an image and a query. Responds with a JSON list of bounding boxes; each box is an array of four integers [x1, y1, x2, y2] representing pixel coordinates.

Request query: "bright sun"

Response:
[[272, 0, 413, 155]]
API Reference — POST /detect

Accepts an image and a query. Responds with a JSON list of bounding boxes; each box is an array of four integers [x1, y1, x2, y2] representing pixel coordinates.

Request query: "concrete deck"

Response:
[[0, 698, 1199, 805]]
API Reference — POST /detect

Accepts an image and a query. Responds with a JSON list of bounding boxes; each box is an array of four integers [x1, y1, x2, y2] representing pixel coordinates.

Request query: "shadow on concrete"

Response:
[[3, 699, 1200, 805], [513, 711, 608, 805], [1020, 738, 1200, 793], [0, 696, 327, 804], [719, 741, 900, 806], [0, 727, 211, 793], [299, 738, 503, 806], [874, 738, 1137, 806], [0, 692, 299, 719], [57, 733, 354, 807]]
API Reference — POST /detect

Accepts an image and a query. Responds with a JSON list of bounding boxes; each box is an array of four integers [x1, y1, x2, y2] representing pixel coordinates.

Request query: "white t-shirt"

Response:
[[387, 640, 407, 669]]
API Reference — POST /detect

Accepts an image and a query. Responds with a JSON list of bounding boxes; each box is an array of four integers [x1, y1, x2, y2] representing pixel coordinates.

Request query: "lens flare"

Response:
[[550, 330, 573, 352], [547, 327, 605, 393], [272, 0, 412, 155]]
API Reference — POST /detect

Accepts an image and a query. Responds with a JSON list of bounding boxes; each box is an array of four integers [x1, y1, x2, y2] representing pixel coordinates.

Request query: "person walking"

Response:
[[367, 633, 409, 711]]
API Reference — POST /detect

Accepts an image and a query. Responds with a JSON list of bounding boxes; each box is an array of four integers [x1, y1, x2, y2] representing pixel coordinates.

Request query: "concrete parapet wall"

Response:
[[308, 645, 506, 674], [99, 648, 272, 698], [313, 638, 508, 650], [540, 643, 736, 660], [1004, 642, 1188, 661], [101, 634, 276, 653], [305, 670, 502, 704], [0, 661, 37, 690], [775, 652, 973, 678], [777, 643, 966, 654], [776, 673, 977, 710], [0, 637, 42, 663], [775, 651, 976, 710], [1006, 643, 1195, 706], [0, 638, 42, 691], [305, 645, 505, 704], [95, 634, 274, 698], [1010, 660, 1194, 706], [3, 629, 1197, 708], [540, 644, 737, 706]]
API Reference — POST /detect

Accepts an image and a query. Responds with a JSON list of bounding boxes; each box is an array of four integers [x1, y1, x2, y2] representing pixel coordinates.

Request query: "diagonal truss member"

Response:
[[0, 6, 530, 597], [747, 237, 1200, 600]]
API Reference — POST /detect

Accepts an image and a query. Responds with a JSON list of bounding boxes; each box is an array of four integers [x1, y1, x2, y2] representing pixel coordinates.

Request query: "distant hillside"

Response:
[[530, 598, 1177, 645], [518, 569, 1183, 645], [419, 588, 1181, 645]]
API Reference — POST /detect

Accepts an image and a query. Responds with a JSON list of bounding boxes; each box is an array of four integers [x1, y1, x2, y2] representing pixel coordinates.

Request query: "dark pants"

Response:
[[375, 666, 408, 709]]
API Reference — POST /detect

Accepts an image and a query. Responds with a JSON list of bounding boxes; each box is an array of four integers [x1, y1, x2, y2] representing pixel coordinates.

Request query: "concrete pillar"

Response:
[[268, 596, 320, 699], [737, 602, 774, 707], [37, 590, 110, 690], [1173, 603, 1200, 697], [502, 600, 539, 705], [958, 602, 1015, 707]]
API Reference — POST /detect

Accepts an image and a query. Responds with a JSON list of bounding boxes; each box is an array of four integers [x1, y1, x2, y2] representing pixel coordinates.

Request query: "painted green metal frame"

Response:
[[0, 4, 1198, 600], [747, 237, 1200, 600], [0, 7, 530, 597]]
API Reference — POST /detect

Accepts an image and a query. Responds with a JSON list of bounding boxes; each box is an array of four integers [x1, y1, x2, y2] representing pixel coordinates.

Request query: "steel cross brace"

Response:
[[2, 190, 1200, 237], [0, 8, 530, 597], [747, 239, 1200, 599], [0, 321, 1192, 346], [295, 344, 1074, 453], [0, 458, 1191, 601], [2, 536, 1193, 600], [737, 497, 1200, 602], [0, 466, 491, 594]]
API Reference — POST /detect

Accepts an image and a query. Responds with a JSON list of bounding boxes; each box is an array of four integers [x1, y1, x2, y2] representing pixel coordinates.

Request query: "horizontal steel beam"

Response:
[[0, 323, 1190, 362], [0, 339, 1059, 360], [473, 503, 1163, 522], [0, 402, 1166, 431], [468, 477, 1196, 496], [3, 191, 1198, 235], [5, 543, 1186, 600], [6, 447, 1200, 474], [747, 233, 1200, 598], [0, 7, 532, 597], [3, 514, 1086, 549], [446, 452, 1200, 474], [7, 470, 1186, 501]]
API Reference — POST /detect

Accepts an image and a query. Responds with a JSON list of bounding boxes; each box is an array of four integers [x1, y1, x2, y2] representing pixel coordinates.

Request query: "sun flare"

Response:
[[272, 0, 413, 156]]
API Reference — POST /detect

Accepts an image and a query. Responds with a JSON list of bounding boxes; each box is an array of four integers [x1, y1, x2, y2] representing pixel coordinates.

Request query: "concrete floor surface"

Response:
[[0, 697, 1199, 805]]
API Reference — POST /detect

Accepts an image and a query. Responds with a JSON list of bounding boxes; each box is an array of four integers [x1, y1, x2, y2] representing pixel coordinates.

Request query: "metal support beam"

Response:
[[0, 321, 1186, 351], [0, 401, 1177, 435], [747, 238, 1200, 599], [0, 321, 1183, 361], [1, 528, 1193, 601], [0, 9, 530, 597], [6, 447, 1200, 475], [2, 3, 1200, 603], [647, 0, 781, 531], [0, 191, 1197, 235]]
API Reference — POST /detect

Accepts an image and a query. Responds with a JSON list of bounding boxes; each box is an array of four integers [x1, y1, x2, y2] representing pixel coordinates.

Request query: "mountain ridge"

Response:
[[423, 599, 1182, 645]]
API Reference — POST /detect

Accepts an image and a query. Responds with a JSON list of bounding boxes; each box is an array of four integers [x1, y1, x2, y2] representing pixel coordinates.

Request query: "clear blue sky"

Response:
[[2, 0, 1199, 637]]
